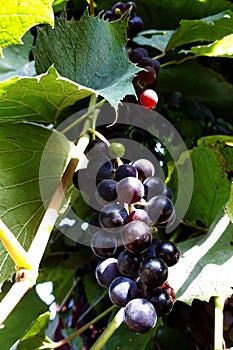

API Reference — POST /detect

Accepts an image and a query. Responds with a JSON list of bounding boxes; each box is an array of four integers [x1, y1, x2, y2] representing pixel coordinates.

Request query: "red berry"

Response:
[[139, 89, 158, 109]]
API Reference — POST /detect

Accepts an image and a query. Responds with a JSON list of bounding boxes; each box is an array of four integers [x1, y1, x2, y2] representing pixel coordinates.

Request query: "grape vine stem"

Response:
[[214, 296, 225, 350]]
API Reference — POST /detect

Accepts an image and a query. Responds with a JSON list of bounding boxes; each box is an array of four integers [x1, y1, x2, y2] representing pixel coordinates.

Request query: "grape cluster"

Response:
[[102, 2, 143, 38], [73, 138, 180, 333], [102, 2, 160, 109], [129, 47, 160, 109]]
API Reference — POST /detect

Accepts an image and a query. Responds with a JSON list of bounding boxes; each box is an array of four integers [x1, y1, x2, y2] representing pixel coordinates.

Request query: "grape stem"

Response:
[[90, 308, 125, 350], [88, 127, 111, 146], [214, 296, 225, 350], [89, 0, 94, 15], [179, 220, 208, 233]]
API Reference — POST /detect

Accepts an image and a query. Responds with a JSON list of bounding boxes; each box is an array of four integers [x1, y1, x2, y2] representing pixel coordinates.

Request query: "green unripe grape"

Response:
[[108, 142, 125, 158]]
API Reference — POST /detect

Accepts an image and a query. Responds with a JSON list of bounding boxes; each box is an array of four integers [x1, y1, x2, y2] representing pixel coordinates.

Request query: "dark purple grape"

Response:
[[96, 179, 118, 202], [128, 208, 150, 225], [155, 240, 180, 267], [128, 47, 148, 63], [139, 257, 168, 287], [138, 66, 156, 85], [138, 57, 155, 68], [162, 185, 174, 200], [147, 287, 173, 316], [87, 155, 113, 181], [112, 2, 125, 16], [91, 229, 117, 258], [132, 159, 155, 181], [141, 238, 160, 260], [73, 168, 86, 190], [121, 221, 152, 253], [95, 258, 120, 288], [117, 249, 141, 278], [99, 203, 128, 230], [143, 176, 165, 200], [152, 59, 161, 74], [115, 164, 137, 181], [125, 1, 137, 17], [109, 276, 138, 307], [128, 16, 144, 37], [116, 177, 144, 204], [85, 139, 109, 159], [103, 10, 114, 21], [124, 298, 157, 333], [146, 195, 175, 224]]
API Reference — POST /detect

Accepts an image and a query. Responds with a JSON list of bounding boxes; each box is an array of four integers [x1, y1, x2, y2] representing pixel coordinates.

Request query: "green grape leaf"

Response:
[[0, 288, 48, 349], [158, 61, 233, 122], [0, 123, 71, 289], [96, 0, 233, 29], [133, 30, 174, 53], [0, 65, 94, 124], [169, 208, 233, 304], [16, 311, 51, 350], [0, 32, 35, 81], [52, 0, 68, 13], [0, 0, 54, 56], [33, 10, 141, 110], [168, 136, 233, 227], [166, 11, 233, 52]]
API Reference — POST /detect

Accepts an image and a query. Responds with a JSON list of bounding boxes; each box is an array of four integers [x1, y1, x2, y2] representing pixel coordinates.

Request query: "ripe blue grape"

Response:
[[146, 195, 175, 224], [139, 257, 168, 287], [155, 240, 180, 267], [117, 249, 141, 278], [143, 176, 165, 200], [96, 179, 118, 202], [109, 276, 138, 307], [124, 298, 157, 333], [95, 258, 120, 288], [115, 164, 137, 181], [87, 155, 113, 182], [91, 229, 117, 258], [85, 139, 109, 159], [98, 203, 128, 230], [147, 287, 173, 316]]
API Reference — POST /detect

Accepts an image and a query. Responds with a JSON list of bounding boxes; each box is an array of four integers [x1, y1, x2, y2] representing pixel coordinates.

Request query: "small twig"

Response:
[[90, 308, 124, 350], [88, 127, 110, 146], [60, 98, 106, 135], [50, 305, 116, 349]]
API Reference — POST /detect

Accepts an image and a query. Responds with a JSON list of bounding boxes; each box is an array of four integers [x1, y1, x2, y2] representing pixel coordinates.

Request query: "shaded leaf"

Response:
[[0, 288, 48, 349], [168, 136, 232, 227], [158, 61, 233, 122], [34, 10, 141, 109], [169, 208, 233, 304], [0, 66, 93, 124], [133, 30, 174, 52], [0, 32, 35, 81], [0, 123, 71, 288], [0, 0, 54, 56]]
